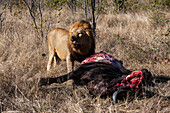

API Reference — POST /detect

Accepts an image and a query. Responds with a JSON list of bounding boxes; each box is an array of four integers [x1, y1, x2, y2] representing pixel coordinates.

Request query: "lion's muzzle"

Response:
[[71, 36, 76, 42], [71, 36, 81, 50], [72, 42, 80, 49]]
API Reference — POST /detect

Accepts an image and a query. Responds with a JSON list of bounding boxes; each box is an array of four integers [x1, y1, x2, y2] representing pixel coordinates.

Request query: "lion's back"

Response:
[[48, 28, 69, 60]]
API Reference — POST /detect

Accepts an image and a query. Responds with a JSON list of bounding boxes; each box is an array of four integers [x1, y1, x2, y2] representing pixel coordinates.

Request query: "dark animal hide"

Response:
[[40, 62, 152, 99]]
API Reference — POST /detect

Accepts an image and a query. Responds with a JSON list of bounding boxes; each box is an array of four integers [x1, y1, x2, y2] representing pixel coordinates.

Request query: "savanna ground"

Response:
[[0, 2, 170, 113]]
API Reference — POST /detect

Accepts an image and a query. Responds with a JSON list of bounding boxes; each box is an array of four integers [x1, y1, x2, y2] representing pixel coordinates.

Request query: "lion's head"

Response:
[[68, 20, 95, 62]]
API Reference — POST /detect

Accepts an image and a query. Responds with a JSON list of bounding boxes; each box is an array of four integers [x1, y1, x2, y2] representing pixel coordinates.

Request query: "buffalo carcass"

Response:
[[39, 62, 152, 103]]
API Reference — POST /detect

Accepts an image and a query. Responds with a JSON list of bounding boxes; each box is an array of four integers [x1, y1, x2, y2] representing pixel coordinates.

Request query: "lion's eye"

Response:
[[78, 33, 82, 38]]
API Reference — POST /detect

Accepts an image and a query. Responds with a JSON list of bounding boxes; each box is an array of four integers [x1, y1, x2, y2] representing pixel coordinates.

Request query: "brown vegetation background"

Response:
[[0, 0, 170, 112]]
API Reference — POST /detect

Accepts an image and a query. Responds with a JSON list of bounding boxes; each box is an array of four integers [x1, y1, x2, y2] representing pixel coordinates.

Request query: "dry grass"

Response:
[[0, 6, 169, 113]]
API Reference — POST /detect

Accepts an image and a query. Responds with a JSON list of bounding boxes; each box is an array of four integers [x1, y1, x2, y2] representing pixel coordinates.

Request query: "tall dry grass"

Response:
[[0, 6, 169, 112]]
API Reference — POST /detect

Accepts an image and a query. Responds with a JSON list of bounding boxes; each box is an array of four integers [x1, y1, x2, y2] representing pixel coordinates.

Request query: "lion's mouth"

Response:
[[73, 43, 80, 49]]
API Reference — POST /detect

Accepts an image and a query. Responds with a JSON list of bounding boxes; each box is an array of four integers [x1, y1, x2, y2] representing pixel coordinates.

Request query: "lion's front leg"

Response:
[[66, 55, 74, 73]]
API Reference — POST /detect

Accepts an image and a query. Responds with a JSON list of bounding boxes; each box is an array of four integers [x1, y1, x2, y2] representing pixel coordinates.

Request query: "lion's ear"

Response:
[[85, 30, 92, 37]]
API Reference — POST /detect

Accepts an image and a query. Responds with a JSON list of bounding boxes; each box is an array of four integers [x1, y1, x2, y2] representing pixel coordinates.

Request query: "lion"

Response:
[[47, 20, 95, 72]]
